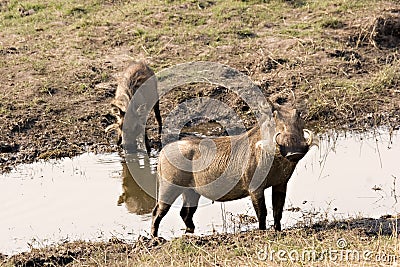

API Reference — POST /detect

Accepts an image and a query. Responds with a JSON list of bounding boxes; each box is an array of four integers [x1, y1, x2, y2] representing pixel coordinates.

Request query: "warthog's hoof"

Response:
[[149, 237, 166, 247], [185, 227, 195, 234]]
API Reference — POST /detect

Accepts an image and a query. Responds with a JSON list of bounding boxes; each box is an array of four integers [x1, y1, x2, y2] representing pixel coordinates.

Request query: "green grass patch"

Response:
[[320, 17, 345, 29], [369, 61, 400, 92]]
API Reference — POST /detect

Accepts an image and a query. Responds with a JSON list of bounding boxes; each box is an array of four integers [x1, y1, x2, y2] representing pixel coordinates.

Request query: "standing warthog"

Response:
[[106, 61, 162, 153], [151, 103, 313, 237]]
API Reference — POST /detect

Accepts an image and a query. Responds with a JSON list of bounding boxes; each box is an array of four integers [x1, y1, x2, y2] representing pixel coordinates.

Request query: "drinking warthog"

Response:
[[151, 102, 313, 237], [106, 61, 162, 153]]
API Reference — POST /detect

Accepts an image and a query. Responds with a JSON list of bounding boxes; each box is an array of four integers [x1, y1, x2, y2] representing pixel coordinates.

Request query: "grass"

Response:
[[4, 222, 399, 266], [303, 59, 400, 130], [320, 17, 345, 29], [370, 62, 400, 91]]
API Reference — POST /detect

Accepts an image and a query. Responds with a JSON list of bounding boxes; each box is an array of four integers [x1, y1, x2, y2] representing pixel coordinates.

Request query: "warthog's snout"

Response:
[[274, 129, 313, 162]]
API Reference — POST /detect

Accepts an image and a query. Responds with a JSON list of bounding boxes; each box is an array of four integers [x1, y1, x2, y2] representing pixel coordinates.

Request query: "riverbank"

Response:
[[2, 217, 399, 266], [1, 0, 400, 172]]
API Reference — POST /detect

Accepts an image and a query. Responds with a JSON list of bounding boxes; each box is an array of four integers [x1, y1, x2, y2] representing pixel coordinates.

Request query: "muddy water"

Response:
[[286, 129, 399, 226], [0, 129, 399, 255]]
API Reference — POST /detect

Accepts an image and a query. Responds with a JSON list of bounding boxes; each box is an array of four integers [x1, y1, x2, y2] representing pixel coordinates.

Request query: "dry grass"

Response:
[[4, 217, 399, 266]]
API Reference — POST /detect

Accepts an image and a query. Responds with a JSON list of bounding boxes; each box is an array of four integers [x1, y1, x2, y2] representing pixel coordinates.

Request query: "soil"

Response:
[[4, 217, 399, 266]]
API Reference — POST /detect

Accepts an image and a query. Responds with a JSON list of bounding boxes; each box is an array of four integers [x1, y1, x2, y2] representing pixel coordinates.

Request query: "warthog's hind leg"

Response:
[[272, 183, 287, 231], [144, 132, 151, 155], [151, 202, 171, 238], [250, 190, 267, 230], [180, 190, 200, 233], [144, 101, 162, 155], [151, 183, 183, 237]]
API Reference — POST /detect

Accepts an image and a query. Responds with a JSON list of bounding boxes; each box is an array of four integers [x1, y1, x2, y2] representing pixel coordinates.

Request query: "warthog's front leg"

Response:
[[272, 183, 287, 231], [250, 191, 267, 230]]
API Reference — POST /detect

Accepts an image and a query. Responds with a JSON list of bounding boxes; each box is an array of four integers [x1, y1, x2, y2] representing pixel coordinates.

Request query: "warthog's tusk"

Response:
[[105, 123, 118, 133], [105, 124, 122, 138], [256, 141, 262, 149], [303, 129, 313, 146], [273, 132, 281, 145]]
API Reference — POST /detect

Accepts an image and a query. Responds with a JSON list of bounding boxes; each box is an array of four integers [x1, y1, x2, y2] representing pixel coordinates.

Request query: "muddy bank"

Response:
[[1, 1, 400, 173], [3, 217, 398, 266]]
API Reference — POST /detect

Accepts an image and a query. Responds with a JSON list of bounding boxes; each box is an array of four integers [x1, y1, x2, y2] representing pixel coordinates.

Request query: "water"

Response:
[[0, 129, 399, 255], [285, 129, 399, 226]]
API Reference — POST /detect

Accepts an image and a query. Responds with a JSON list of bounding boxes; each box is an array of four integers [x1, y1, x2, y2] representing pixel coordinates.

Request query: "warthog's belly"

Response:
[[190, 157, 297, 201], [195, 182, 250, 202]]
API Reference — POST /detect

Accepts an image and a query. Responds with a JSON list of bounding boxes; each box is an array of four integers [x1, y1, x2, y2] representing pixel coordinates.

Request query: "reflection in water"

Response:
[[117, 162, 156, 215], [0, 153, 129, 255]]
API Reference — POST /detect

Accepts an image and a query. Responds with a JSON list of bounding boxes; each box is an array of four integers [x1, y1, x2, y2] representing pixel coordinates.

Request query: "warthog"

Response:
[[106, 61, 162, 153], [151, 103, 313, 237]]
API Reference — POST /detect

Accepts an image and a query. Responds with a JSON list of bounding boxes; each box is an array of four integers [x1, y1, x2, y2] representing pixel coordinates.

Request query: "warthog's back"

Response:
[[112, 62, 155, 114]]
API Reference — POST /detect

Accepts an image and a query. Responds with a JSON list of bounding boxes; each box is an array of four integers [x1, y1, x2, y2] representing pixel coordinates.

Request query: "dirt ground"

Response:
[[4, 217, 399, 266], [1, 0, 399, 173]]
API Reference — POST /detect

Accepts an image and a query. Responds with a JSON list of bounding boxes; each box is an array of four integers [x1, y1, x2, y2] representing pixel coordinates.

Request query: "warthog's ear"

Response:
[[269, 89, 296, 107], [269, 95, 289, 106], [258, 98, 274, 114], [267, 99, 280, 114], [304, 129, 319, 148]]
